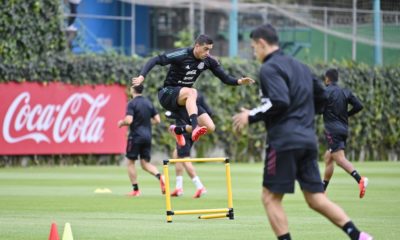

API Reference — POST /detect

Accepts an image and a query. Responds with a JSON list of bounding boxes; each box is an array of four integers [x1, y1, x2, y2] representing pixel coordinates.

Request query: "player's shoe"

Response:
[[160, 176, 166, 195], [168, 125, 186, 147], [359, 177, 368, 198], [193, 187, 207, 198], [171, 188, 184, 197], [191, 126, 208, 142], [359, 232, 373, 240], [126, 190, 141, 197]]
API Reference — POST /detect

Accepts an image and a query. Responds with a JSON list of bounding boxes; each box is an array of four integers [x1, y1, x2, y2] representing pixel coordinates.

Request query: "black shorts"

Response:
[[126, 137, 151, 161], [158, 86, 182, 112], [263, 147, 324, 194], [324, 131, 347, 153], [176, 133, 193, 158]]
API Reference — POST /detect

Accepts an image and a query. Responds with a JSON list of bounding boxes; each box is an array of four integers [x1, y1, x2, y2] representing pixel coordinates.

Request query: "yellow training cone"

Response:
[[62, 222, 73, 240]]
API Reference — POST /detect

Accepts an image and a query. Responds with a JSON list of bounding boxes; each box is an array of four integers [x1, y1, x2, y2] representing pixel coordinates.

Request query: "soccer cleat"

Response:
[[358, 232, 373, 240], [126, 190, 141, 197], [160, 176, 166, 195], [171, 188, 184, 197], [193, 187, 207, 198], [168, 125, 186, 147], [359, 177, 368, 198], [191, 126, 208, 142]]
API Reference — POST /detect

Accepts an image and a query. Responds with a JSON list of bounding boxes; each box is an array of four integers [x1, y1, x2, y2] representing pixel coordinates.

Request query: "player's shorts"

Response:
[[262, 147, 324, 194], [324, 131, 347, 153], [158, 86, 182, 112], [126, 136, 151, 162], [176, 133, 193, 158]]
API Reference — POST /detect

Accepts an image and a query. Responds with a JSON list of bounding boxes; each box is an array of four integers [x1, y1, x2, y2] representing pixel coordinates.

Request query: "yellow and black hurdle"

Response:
[[163, 157, 234, 223]]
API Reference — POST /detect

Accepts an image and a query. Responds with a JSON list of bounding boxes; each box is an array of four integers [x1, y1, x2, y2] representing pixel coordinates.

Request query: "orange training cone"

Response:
[[48, 222, 60, 240]]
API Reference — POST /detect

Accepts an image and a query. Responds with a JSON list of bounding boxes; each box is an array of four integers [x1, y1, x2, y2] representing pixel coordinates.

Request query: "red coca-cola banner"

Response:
[[0, 82, 127, 155]]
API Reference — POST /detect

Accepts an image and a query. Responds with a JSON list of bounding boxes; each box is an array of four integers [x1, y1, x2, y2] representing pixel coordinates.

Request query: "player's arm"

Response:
[[347, 91, 363, 117], [118, 115, 133, 128], [209, 58, 255, 86], [313, 74, 327, 114], [132, 50, 185, 85], [233, 65, 289, 130], [248, 65, 290, 123], [118, 101, 135, 127], [151, 114, 161, 125], [150, 102, 160, 125]]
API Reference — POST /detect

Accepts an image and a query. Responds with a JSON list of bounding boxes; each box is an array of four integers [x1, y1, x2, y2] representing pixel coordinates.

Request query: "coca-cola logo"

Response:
[[3, 92, 110, 144]]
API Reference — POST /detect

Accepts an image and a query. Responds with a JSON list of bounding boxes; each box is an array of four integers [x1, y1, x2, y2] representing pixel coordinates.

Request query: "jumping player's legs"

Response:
[[177, 87, 198, 120], [197, 112, 215, 133], [176, 87, 207, 141]]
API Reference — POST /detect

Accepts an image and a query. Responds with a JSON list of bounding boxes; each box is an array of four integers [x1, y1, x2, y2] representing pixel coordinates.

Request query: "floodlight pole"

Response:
[[200, 0, 205, 34], [373, 0, 382, 65], [131, 0, 136, 56], [352, 0, 357, 61], [229, 0, 238, 57], [324, 7, 328, 63]]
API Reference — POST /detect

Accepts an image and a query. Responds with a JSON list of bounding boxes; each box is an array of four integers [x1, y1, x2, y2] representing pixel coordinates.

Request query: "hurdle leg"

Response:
[[225, 159, 234, 220], [163, 160, 173, 223]]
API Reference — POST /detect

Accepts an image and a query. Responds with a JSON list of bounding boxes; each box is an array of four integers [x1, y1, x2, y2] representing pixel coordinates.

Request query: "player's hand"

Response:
[[238, 77, 255, 85], [232, 107, 249, 132], [117, 120, 124, 128], [131, 75, 144, 86]]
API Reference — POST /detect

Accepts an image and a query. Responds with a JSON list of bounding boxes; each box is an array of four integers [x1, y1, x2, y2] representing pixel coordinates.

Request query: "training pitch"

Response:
[[0, 162, 399, 239]]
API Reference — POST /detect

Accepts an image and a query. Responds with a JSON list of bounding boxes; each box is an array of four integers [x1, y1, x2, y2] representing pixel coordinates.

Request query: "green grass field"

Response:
[[0, 162, 399, 239]]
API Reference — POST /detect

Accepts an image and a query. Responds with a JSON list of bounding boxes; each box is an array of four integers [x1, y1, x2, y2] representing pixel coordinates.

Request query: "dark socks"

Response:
[[155, 173, 161, 180], [277, 233, 291, 240], [174, 126, 186, 134], [342, 221, 360, 240], [351, 170, 362, 183], [132, 184, 139, 191], [189, 114, 198, 129], [323, 180, 329, 191]]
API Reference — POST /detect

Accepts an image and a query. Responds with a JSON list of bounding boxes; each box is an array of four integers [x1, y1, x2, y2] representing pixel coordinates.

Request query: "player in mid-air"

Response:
[[165, 92, 213, 198], [118, 85, 165, 197], [321, 68, 368, 198], [132, 34, 254, 146]]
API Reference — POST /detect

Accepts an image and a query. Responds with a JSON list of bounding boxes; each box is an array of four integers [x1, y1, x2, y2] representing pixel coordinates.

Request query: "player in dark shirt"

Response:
[[132, 34, 254, 146], [321, 69, 367, 198], [118, 85, 164, 197], [232, 24, 372, 240], [165, 92, 212, 198]]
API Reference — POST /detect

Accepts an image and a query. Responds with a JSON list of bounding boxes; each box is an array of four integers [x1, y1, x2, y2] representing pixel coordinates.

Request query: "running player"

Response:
[[232, 24, 372, 240], [321, 68, 367, 198], [118, 85, 165, 197]]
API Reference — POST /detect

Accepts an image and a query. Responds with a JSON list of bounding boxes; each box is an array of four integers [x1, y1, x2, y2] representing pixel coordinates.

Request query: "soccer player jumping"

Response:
[[132, 34, 254, 146]]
